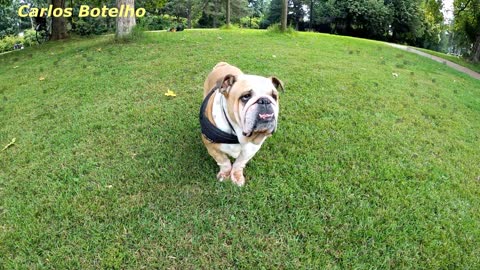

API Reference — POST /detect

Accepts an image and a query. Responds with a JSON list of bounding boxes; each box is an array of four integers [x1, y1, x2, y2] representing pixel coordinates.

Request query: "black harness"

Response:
[[199, 87, 239, 144]]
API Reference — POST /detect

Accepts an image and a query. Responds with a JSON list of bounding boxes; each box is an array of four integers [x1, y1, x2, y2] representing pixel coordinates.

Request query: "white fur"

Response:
[[211, 90, 267, 165], [220, 144, 242, 158], [211, 91, 233, 134]]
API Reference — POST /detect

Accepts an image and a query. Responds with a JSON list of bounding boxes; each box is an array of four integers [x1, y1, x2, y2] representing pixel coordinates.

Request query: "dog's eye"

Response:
[[272, 93, 278, 101], [240, 94, 251, 102]]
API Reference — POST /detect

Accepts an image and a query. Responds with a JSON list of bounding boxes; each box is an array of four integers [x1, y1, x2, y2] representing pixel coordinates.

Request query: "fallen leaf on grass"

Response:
[[164, 89, 176, 97], [13, 66, 19, 69], [97, 48, 102, 52], [2, 138, 16, 151], [39, 76, 45, 81]]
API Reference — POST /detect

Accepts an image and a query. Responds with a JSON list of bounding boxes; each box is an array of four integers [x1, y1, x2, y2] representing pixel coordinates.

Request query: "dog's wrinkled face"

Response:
[[218, 74, 283, 137]]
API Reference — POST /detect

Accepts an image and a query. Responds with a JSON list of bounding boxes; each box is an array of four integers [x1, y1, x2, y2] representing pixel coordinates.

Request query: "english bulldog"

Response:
[[199, 62, 284, 186]]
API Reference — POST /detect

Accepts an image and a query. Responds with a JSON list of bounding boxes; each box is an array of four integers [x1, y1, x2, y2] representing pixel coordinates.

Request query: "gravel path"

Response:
[[387, 43, 480, 80]]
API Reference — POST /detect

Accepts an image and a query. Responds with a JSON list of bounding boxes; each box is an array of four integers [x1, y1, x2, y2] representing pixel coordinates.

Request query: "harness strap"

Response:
[[199, 87, 239, 144]]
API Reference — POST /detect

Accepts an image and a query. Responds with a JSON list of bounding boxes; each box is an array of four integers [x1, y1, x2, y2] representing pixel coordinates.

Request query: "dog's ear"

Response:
[[270, 76, 285, 92], [217, 74, 236, 95]]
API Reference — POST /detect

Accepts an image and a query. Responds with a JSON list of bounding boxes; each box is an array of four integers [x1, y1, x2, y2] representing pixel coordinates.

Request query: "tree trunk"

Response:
[[213, 3, 219, 28], [281, 0, 288, 31], [116, 0, 136, 38], [187, 8, 192, 28], [30, 17, 35, 30], [472, 34, 480, 63], [226, 0, 231, 26], [309, 0, 313, 31], [51, 0, 68, 40]]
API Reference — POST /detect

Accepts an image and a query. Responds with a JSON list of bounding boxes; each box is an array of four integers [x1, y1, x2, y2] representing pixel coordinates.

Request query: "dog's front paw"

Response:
[[217, 170, 231, 182], [230, 170, 245, 187]]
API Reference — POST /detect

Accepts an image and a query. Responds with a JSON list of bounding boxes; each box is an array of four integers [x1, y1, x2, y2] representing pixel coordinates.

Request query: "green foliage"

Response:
[[453, 0, 480, 61], [137, 0, 168, 11], [0, 35, 21, 53], [387, 0, 425, 43], [267, 23, 296, 34], [163, 0, 203, 27], [239, 16, 261, 29], [0, 1, 31, 39], [306, 0, 446, 48], [265, 0, 282, 26], [21, 29, 37, 47], [72, 18, 110, 36], [199, 0, 249, 28], [137, 14, 183, 30], [219, 23, 240, 30], [0, 29, 37, 53]]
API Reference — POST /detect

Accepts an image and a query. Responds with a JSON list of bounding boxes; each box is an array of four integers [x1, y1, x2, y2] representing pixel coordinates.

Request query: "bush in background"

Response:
[[0, 35, 21, 53], [72, 17, 111, 36], [0, 29, 40, 53], [137, 15, 182, 31], [22, 29, 37, 47], [239, 16, 261, 29], [267, 23, 296, 34]]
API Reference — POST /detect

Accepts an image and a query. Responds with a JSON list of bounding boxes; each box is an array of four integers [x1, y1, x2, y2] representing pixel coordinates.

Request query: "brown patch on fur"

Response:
[[203, 62, 243, 97]]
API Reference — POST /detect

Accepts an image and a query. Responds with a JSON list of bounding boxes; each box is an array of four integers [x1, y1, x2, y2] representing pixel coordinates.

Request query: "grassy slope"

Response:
[[416, 47, 480, 74], [1, 30, 479, 269]]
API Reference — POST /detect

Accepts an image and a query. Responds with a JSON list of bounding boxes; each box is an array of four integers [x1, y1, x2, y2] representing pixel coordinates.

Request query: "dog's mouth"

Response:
[[258, 113, 274, 120], [242, 110, 276, 137], [241, 96, 278, 137]]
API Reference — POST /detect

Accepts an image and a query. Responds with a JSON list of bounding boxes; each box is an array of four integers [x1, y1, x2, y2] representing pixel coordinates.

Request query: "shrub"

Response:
[[259, 18, 272, 29], [72, 17, 110, 36], [22, 29, 37, 47], [240, 16, 261, 29], [220, 24, 240, 30], [137, 15, 180, 31], [0, 35, 22, 53], [267, 23, 296, 34]]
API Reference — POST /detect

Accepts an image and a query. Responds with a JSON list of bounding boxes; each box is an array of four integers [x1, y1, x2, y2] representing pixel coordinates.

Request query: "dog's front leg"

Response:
[[231, 143, 262, 186]]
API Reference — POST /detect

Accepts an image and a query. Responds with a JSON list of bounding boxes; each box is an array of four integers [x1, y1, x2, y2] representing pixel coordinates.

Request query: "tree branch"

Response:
[[454, 0, 472, 16]]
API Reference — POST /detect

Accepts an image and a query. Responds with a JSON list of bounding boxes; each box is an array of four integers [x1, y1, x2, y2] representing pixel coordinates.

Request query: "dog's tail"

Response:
[[213, 62, 229, 70]]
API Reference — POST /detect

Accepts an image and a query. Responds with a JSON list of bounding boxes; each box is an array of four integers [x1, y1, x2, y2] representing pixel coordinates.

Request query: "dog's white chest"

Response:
[[220, 144, 242, 158], [211, 92, 231, 133]]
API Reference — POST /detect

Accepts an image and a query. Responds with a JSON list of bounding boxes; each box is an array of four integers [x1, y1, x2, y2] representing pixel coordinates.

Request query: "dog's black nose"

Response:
[[257, 97, 271, 105]]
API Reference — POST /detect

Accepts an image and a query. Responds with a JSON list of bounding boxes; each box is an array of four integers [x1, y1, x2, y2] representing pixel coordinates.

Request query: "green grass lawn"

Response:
[[416, 47, 480, 74], [1, 29, 480, 269]]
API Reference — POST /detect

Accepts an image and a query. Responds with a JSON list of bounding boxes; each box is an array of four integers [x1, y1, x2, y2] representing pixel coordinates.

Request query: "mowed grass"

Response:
[[416, 47, 480, 74], [1, 29, 480, 269]]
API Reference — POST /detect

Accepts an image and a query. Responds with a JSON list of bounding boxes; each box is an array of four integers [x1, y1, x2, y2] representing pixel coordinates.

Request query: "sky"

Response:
[[442, 0, 454, 22]]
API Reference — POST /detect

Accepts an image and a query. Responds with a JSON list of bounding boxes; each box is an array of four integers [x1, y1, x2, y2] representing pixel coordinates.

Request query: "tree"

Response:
[[164, 0, 203, 28], [419, 0, 445, 50], [116, 0, 136, 37], [248, 0, 266, 17], [266, 0, 303, 30], [453, 0, 480, 62], [226, 0, 231, 25], [385, 0, 424, 44], [201, 0, 248, 28], [312, 0, 391, 39], [51, 0, 68, 40], [280, 0, 287, 31]]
